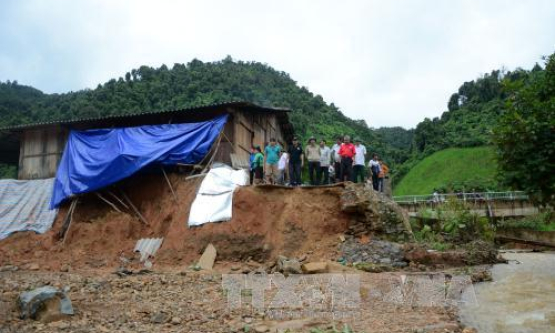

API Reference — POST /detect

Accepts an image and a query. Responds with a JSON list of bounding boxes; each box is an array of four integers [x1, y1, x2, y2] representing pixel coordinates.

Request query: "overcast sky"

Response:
[[1, 0, 554, 128]]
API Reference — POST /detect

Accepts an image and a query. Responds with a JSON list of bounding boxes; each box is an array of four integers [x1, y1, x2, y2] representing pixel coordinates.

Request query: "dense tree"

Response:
[[0, 57, 414, 178], [493, 54, 555, 207], [393, 54, 553, 190]]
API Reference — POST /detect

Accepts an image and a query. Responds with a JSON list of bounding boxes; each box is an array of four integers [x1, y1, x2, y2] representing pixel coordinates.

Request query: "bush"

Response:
[[0, 164, 17, 179], [499, 212, 555, 231]]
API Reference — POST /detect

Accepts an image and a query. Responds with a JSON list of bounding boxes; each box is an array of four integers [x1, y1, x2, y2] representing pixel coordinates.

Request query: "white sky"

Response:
[[1, 0, 554, 128]]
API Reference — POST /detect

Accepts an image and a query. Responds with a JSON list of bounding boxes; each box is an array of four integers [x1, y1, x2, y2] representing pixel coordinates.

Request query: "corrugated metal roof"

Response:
[[0, 100, 291, 131], [134, 237, 164, 262]]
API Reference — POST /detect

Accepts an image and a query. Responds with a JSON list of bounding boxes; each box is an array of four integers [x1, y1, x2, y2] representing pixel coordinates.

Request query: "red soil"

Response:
[[0, 173, 350, 272]]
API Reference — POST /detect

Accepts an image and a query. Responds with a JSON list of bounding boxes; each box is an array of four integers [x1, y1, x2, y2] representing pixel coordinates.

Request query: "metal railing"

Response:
[[393, 191, 529, 204]]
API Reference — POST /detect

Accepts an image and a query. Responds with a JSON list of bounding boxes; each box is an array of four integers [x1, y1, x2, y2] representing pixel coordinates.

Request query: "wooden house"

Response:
[[0, 101, 294, 179]]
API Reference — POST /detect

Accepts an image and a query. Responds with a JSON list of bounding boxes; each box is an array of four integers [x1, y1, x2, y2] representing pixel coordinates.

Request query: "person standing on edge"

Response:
[[378, 158, 389, 192], [352, 138, 367, 183], [252, 146, 265, 185], [264, 138, 281, 184], [369, 154, 381, 191], [338, 135, 356, 182], [277, 149, 289, 185], [288, 136, 304, 186], [331, 137, 343, 183], [304, 137, 321, 185], [318, 139, 332, 185]]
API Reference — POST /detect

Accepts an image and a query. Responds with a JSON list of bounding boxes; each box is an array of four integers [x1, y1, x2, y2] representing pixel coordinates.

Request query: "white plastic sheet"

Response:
[[0, 178, 58, 240], [188, 163, 248, 227]]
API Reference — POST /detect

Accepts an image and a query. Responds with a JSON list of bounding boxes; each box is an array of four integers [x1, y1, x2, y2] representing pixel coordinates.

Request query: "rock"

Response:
[[0, 265, 19, 272], [462, 327, 478, 333], [198, 243, 217, 270], [471, 270, 493, 283], [29, 263, 40, 271], [171, 316, 182, 325], [276, 256, 302, 275], [19, 286, 74, 322], [340, 183, 412, 235], [243, 316, 253, 324], [339, 235, 346, 242], [60, 264, 70, 273], [49, 320, 70, 330], [354, 262, 392, 273], [150, 311, 170, 324], [254, 324, 269, 332], [392, 261, 408, 268], [231, 264, 241, 271], [301, 262, 328, 274]]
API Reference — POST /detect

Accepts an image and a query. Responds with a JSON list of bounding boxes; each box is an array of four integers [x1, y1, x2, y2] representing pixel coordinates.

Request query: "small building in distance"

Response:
[[0, 101, 294, 179]]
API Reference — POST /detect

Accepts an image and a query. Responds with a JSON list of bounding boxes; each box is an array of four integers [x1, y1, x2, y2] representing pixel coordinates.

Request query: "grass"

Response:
[[499, 212, 555, 231], [393, 146, 498, 196]]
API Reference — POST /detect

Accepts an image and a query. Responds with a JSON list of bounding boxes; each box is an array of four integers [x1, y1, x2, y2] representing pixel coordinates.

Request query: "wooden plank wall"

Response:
[[16, 109, 289, 178], [18, 127, 67, 179], [229, 110, 287, 167]]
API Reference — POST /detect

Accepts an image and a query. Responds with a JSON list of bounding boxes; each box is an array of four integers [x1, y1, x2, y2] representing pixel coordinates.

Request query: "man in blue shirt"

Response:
[[264, 138, 281, 184]]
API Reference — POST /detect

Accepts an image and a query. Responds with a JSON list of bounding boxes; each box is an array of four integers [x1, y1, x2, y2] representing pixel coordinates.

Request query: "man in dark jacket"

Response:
[[288, 136, 304, 186]]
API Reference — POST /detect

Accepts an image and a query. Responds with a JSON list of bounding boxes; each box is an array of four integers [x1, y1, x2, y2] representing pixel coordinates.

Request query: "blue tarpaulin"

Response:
[[50, 114, 228, 208]]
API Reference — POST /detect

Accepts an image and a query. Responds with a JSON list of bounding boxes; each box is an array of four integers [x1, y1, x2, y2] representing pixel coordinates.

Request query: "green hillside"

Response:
[[0, 57, 411, 166], [393, 146, 500, 196]]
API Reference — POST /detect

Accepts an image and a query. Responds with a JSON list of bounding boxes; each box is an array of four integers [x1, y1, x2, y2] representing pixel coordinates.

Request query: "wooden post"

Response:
[[96, 192, 123, 213], [120, 190, 149, 225], [107, 190, 129, 209], [161, 166, 178, 202], [61, 199, 78, 245], [200, 133, 223, 175], [189, 131, 223, 176]]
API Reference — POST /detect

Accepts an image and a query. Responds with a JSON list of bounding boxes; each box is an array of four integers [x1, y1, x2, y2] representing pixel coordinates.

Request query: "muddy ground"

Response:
[[0, 173, 479, 332], [0, 174, 350, 271], [0, 268, 464, 333]]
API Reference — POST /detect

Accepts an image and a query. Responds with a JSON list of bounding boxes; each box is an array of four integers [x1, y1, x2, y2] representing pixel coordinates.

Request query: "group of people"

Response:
[[249, 135, 388, 192]]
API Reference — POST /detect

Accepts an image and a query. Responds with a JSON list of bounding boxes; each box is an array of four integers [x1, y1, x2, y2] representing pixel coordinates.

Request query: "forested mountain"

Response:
[[1, 54, 551, 196], [411, 64, 544, 156], [393, 61, 548, 188], [0, 56, 410, 169]]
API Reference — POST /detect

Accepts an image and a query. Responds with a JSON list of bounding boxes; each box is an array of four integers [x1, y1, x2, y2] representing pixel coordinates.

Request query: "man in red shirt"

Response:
[[338, 135, 356, 182]]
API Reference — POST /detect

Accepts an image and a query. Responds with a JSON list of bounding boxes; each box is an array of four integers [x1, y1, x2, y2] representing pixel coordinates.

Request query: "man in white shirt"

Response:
[[331, 137, 343, 183], [318, 139, 332, 185], [277, 149, 289, 185], [353, 138, 367, 183]]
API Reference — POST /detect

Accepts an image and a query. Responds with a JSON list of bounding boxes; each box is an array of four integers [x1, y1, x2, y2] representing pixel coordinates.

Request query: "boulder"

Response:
[[150, 311, 170, 324], [197, 243, 217, 270], [301, 262, 328, 274], [19, 286, 74, 322], [276, 256, 302, 274], [340, 183, 412, 236]]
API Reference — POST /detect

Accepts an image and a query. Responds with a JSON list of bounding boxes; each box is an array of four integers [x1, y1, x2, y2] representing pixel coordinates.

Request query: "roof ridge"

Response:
[[0, 100, 291, 131]]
